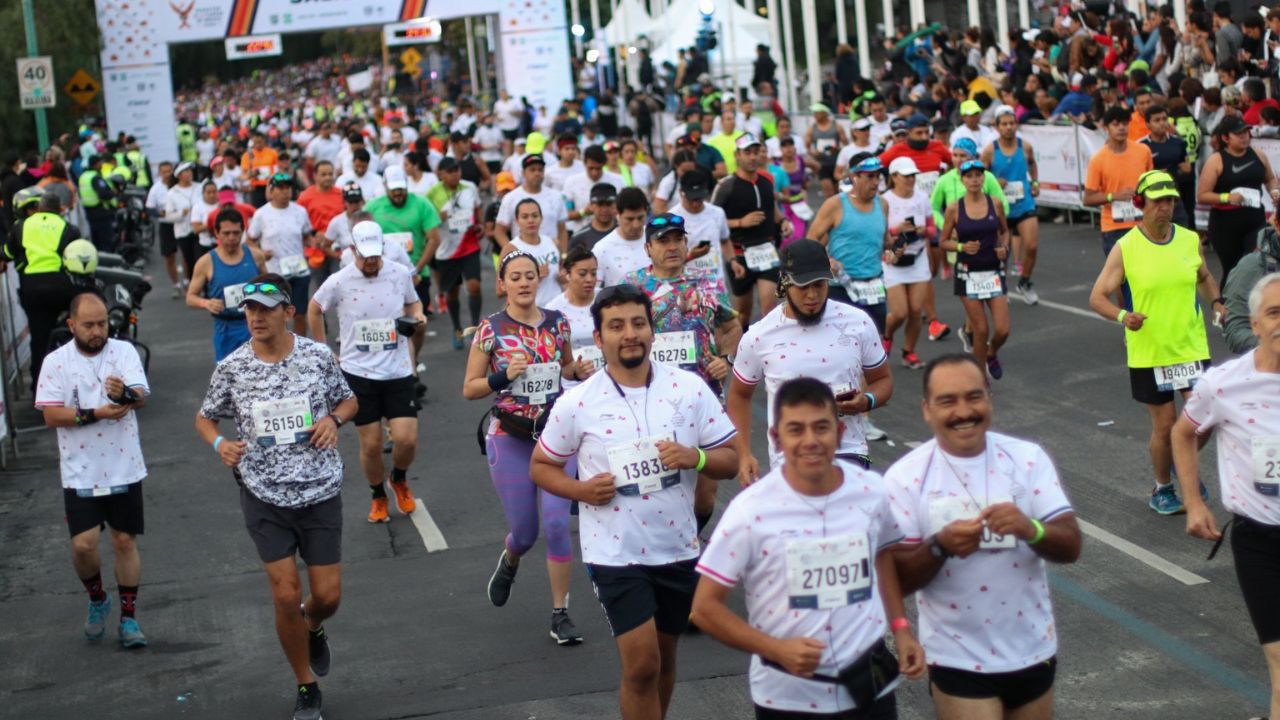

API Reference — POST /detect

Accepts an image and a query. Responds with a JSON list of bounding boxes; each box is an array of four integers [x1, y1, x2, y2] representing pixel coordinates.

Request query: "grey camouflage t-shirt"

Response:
[[200, 334, 352, 508]]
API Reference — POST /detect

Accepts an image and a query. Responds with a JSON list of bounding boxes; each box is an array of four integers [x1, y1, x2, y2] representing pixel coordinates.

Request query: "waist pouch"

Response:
[[763, 637, 899, 709]]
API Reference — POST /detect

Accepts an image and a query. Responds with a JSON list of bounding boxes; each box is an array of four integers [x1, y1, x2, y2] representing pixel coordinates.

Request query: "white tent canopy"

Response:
[[600, 0, 657, 46], [648, 0, 772, 90]]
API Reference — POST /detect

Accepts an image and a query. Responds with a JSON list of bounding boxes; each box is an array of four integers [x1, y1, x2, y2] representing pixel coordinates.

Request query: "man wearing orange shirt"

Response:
[[297, 161, 345, 285], [1128, 88, 1154, 143], [1084, 107, 1154, 257], [240, 132, 279, 208]]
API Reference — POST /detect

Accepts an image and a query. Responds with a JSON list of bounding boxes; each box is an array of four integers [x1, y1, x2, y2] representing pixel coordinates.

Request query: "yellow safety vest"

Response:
[[18, 212, 67, 274], [79, 170, 101, 208]]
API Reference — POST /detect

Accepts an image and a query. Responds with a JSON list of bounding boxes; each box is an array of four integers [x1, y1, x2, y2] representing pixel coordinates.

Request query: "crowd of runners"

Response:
[[12, 1, 1280, 719]]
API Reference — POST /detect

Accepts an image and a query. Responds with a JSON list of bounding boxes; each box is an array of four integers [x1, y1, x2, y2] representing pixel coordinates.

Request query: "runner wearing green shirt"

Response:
[[366, 166, 442, 363]]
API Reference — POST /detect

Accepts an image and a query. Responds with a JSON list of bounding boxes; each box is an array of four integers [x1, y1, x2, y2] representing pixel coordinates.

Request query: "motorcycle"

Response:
[[112, 186, 153, 269], [48, 260, 153, 372]]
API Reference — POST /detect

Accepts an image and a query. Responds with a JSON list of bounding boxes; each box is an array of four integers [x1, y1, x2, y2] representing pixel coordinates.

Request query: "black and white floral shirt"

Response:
[[200, 335, 352, 508]]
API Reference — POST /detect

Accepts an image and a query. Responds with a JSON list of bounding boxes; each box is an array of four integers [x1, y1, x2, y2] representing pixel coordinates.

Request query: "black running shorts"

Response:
[[586, 558, 698, 637], [1231, 514, 1280, 644], [64, 481, 145, 537], [343, 372, 420, 427], [929, 658, 1056, 710], [240, 488, 342, 566]]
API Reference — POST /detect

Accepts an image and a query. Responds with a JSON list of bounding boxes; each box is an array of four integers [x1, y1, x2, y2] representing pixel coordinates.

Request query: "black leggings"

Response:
[[19, 272, 77, 390], [1208, 208, 1264, 287], [176, 234, 207, 280]]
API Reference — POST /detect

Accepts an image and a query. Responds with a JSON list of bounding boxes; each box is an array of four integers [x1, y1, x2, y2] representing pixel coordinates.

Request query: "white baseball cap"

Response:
[[383, 165, 408, 191], [887, 157, 920, 176], [351, 220, 385, 258]]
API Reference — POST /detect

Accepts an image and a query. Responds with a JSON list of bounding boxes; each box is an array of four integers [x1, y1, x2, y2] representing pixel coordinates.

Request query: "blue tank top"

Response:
[[956, 196, 1001, 272], [991, 139, 1034, 218], [829, 193, 885, 280], [208, 249, 259, 320]]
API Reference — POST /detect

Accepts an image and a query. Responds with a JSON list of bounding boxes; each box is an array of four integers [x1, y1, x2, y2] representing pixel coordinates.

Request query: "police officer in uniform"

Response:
[[79, 155, 118, 252], [2, 191, 80, 390]]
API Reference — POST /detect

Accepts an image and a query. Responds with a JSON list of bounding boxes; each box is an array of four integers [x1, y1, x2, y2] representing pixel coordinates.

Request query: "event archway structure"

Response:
[[94, 0, 574, 169]]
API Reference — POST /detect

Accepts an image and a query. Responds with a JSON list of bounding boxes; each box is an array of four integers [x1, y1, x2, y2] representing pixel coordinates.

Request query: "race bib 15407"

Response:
[[965, 270, 1003, 299]]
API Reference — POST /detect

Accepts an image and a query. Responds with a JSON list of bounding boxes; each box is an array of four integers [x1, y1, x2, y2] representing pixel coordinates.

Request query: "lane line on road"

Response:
[[1078, 519, 1209, 586], [408, 502, 449, 552], [1052, 573, 1269, 708], [1038, 297, 1107, 322]]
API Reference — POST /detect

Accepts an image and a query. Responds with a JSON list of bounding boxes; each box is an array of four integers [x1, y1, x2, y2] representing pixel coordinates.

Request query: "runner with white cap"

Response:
[[881, 157, 937, 370], [308, 221, 427, 524]]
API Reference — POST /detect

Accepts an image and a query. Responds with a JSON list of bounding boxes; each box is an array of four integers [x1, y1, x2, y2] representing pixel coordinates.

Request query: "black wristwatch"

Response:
[[928, 536, 953, 560], [330, 415, 344, 429], [1212, 297, 1226, 307]]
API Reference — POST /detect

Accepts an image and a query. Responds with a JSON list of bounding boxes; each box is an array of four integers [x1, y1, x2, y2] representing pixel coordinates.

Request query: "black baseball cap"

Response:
[[645, 213, 687, 241], [522, 153, 546, 169], [449, 130, 469, 143], [589, 182, 618, 203], [781, 239, 833, 286], [436, 156, 460, 172], [1216, 114, 1249, 136], [342, 182, 363, 202], [680, 169, 712, 201]]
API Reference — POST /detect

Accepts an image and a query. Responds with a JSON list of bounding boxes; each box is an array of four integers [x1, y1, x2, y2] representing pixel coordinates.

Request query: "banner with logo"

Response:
[[102, 63, 181, 171], [1019, 124, 1085, 209]]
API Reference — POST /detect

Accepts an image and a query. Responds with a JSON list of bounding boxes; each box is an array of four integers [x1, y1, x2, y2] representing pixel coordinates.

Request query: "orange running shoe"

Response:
[[390, 480, 416, 514], [368, 496, 390, 523]]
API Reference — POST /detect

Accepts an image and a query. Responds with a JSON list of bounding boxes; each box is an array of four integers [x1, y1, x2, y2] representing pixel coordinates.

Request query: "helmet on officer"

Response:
[[62, 239, 98, 275]]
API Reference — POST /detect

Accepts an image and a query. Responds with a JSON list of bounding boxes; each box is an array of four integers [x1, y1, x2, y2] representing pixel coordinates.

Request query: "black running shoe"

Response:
[[487, 549, 518, 607], [308, 626, 331, 677], [293, 683, 322, 720], [550, 610, 583, 645]]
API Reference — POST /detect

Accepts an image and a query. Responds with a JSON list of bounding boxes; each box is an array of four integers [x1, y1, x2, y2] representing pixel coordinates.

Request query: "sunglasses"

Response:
[[596, 283, 648, 304], [270, 173, 293, 183], [1138, 180, 1177, 194], [647, 215, 685, 229], [241, 282, 290, 300]]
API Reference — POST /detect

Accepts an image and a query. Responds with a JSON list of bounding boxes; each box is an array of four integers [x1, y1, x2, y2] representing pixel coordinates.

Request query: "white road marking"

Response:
[[1078, 519, 1209, 586], [904, 441, 924, 449], [408, 501, 449, 552], [1038, 298, 1107, 322]]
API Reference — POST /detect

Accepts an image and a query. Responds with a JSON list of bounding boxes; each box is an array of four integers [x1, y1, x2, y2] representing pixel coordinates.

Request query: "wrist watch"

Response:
[[928, 536, 953, 560], [330, 415, 344, 429]]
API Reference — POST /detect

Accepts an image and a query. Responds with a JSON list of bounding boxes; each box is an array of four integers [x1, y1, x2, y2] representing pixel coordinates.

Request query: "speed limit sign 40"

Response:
[[17, 57, 55, 109]]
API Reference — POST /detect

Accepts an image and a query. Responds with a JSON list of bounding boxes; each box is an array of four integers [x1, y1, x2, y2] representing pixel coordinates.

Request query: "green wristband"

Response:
[[695, 448, 708, 472], [1028, 518, 1046, 545], [1116, 309, 1128, 324]]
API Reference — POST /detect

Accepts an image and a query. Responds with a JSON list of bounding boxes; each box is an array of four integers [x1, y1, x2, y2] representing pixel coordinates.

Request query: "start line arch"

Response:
[[94, 0, 573, 169]]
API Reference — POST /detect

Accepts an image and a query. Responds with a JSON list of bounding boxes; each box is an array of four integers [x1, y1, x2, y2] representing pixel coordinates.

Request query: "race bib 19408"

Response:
[[252, 396, 313, 447], [222, 283, 246, 312], [608, 433, 681, 496], [1153, 361, 1202, 392], [744, 243, 780, 271], [785, 534, 873, 609], [354, 318, 397, 352], [511, 362, 561, 406], [928, 496, 1017, 550], [650, 331, 697, 367], [965, 270, 1003, 299], [1250, 436, 1280, 496]]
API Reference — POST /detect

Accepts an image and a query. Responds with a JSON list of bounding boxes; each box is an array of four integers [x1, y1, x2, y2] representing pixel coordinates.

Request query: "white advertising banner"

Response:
[[1020, 124, 1085, 209], [102, 63, 180, 171], [0, 267, 30, 391], [250, 0, 402, 35], [501, 29, 576, 112]]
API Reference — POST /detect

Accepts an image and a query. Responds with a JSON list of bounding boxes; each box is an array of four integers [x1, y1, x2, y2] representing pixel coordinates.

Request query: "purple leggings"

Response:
[[486, 433, 574, 563]]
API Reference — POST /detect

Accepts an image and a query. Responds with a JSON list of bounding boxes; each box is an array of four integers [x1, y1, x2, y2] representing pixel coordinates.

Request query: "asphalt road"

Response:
[[0, 216, 1272, 720]]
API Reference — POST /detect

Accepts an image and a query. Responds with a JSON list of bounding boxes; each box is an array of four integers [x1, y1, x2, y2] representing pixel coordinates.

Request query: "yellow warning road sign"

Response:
[[64, 68, 100, 105]]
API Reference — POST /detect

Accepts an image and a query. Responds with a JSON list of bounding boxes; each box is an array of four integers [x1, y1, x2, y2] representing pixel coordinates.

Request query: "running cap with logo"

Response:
[[175, 161, 195, 176], [590, 182, 618, 203], [522, 153, 547, 168], [993, 104, 1017, 119], [351, 220, 385, 258], [960, 100, 982, 116], [1136, 170, 1180, 200], [852, 117, 872, 131], [680, 169, 712, 200], [384, 166, 408, 190], [960, 159, 987, 174], [342, 182, 363, 202], [781, 239, 833, 286], [888, 157, 920, 176], [735, 133, 764, 151], [646, 213, 687, 241], [239, 280, 292, 309], [853, 156, 883, 174]]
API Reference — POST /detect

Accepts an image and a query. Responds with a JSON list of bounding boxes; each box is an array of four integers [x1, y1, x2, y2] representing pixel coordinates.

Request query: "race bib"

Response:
[[279, 254, 308, 277], [1111, 200, 1143, 222], [575, 344, 605, 373], [928, 496, 1017, 550], [1251, 436, 1280, 496], [1153, 361, 1202, 392], [222, 283, 246, 312], [446, 213, 471, 234], [252, 396, 313, 447], [650, 331, 697, 367], [607, 434, 680, 496], [1233, 187, 1263, 209], [785, 535, 873, 609], [511, 362, 561, 405], [354, 318, 397, 352], [916, 171, 940, 197], [688, 251, 720, 274], [385, 232, 414, 252], [791, 201, 815, 221], [965, 270, 1003, 299], [744, 243, 780, 271], [848, 278, 886, 305], [1005, 181, 1025, 203]]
